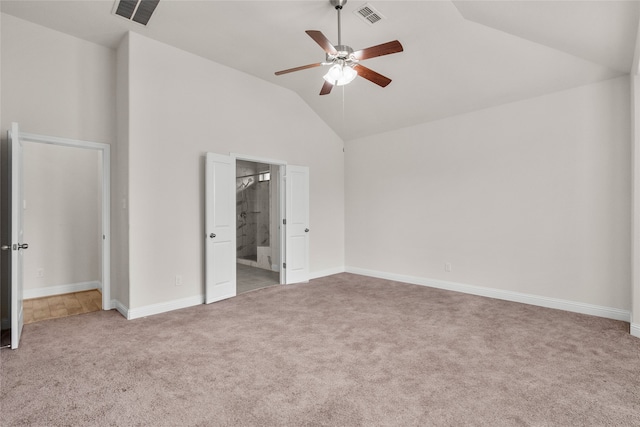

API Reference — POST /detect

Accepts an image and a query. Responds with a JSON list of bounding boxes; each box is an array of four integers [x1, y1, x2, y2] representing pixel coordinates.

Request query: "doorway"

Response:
[[204, 152, 309, 305], [2, 125, 111, 349], [235, 160, 281, 294], [22, 141, 103, 321]]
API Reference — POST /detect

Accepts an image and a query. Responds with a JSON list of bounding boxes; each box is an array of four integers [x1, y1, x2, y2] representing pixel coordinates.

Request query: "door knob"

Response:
[[1, 245, 10, 251], [305, 228, 309, 233], [209, 233, 216, 239], [18, 243, 28, 250]]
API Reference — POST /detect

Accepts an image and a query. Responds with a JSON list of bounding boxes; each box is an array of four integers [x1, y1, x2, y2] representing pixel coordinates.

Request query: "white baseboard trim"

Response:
[[309, 266, 346, 280], [127, 295, 204, 320], [346, 266, 631, 322], [109, 299, 128, 318], [631, 323, 640, 338], [24, 281, 101, 299]]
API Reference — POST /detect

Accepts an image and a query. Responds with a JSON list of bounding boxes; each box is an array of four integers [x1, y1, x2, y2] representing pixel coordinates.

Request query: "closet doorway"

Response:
[[235, 159, 281, 294], [22, 141, 104, 320], [3, 124, 111, 349]]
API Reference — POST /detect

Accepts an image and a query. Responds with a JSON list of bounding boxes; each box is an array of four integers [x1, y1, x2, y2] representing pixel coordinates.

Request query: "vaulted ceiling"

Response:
[[2, 1, 639, 141]]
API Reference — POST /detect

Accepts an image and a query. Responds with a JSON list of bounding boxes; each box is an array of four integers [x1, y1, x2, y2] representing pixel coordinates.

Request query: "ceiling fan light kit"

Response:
[[323, 63, 357, 86], [274, 0, 403, 95]]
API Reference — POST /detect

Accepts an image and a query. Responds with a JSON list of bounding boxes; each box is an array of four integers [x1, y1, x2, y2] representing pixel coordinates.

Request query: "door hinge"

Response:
[[283, 219, 286, 225], [283, 262, 286, 269]]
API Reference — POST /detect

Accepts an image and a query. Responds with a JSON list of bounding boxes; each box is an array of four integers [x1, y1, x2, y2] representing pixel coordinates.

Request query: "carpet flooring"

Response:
[[1, 273, 639, 426]]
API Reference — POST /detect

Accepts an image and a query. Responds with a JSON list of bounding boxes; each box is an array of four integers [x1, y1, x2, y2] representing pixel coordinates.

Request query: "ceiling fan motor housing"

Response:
[[327, 45, 355, 62], [330, 0, 348, 9]]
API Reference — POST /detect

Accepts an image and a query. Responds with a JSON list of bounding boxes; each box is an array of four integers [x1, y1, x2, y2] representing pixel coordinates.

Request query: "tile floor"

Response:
[[23, 289, 102, 324], [237, 263, 280, 294]]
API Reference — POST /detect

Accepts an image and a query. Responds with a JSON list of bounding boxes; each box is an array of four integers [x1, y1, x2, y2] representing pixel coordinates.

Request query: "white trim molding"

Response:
[[110, 265, 345, 320], [631, 323, 640, 338], [110, 299, 129, 319], [346, 266, 631, 323], [127, 295, 204, 320], [19, 130, 111, 312], [24, 281, 101, 300]]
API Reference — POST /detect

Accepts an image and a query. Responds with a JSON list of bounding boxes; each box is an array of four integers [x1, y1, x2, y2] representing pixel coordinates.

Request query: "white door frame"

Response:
[[231, 153, 287, 284], [17, 130, 111, 311]]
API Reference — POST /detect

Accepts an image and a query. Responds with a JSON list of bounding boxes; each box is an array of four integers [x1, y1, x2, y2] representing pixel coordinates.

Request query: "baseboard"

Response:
[[24, 281, 101, 299], [631, 323, 640, 338], [120, 266, 345, 320], [309, 266, 346, 280], [127, 295, 204, 320], [110, 299, 129, 319], [110, 266, 344, 321], [346, 266, 631, 322]]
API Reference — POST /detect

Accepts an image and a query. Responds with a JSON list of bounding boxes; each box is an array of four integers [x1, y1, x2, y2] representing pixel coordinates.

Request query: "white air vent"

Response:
[[354, 3, 385, 25]]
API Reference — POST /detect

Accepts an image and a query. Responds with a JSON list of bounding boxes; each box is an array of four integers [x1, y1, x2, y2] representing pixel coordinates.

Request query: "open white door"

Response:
[[205, 153, 236, 303], [284, 165, 309, 284], [9, 123, 26, 349]]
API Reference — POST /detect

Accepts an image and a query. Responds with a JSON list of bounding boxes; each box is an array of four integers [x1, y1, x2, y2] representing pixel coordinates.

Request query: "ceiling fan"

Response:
[[274, 0, 403, 95]]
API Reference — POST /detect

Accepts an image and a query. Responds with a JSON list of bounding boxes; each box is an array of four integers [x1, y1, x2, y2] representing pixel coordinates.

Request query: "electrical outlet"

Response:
[[36, 268, 44, 278], [175, 275, 182, 286], [445, 262, 452, 272]]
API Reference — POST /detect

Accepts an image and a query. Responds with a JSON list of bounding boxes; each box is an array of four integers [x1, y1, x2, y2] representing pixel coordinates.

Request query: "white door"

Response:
[[9, 123, 26, 349], [205, 153, 236, 304], [284, 165, 309, 284]]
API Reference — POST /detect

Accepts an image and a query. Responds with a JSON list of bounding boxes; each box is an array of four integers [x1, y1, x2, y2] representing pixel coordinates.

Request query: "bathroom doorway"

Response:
[[235, 159, 281, 294]]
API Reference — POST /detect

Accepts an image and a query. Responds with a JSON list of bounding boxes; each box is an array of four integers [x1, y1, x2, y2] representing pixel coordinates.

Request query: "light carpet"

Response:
[[1, 273, 639, 426]]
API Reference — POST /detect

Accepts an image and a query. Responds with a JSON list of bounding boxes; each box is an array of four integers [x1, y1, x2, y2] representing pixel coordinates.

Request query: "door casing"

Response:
[[204, 152, 310, 306], [9, 126, 111, 349]]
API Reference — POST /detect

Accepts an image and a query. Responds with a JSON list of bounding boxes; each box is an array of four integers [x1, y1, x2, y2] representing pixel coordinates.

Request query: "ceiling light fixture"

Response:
[[323, 62, 357, 86], [274, 0, 403, 95]]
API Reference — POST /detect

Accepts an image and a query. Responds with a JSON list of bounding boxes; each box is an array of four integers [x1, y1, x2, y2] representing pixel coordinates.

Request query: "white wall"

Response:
[[124, 33, 344, 310], [0, 14, 115, 143], [22, 142, 101, 292], [1, 13, 118, 301], [346, 76, 631, 313], [115, 33, 130, 308]]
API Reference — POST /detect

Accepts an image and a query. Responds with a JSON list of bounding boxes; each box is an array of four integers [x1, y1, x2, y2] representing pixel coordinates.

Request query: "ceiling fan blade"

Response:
[[275, 63, 323, 76], [306, 30, 338, 55], [353, 40, 403, 61], [355, 64, 392, 88], [319, 80, 333, 95]]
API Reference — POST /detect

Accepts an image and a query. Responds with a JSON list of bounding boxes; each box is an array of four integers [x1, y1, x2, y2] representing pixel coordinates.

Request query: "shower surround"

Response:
[[236, 160, 271, 270]]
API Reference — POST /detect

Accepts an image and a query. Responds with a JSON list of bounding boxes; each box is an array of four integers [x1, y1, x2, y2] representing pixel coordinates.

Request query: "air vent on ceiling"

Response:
[[354, 3, 385, 26], [113, 0, 160, 26]]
